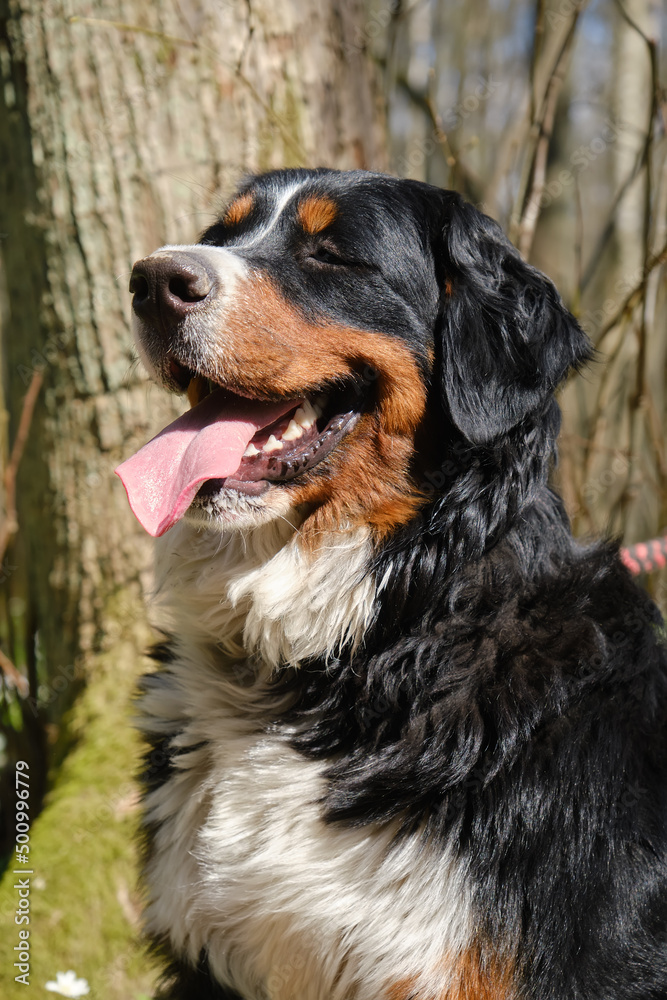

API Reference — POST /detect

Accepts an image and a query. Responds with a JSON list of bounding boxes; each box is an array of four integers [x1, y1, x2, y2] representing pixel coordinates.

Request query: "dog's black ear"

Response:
[[435, 196, 591, 445]]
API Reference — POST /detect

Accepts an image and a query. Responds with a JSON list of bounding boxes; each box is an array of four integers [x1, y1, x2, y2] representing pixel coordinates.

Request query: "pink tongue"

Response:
[[115, 388, 300, 537]]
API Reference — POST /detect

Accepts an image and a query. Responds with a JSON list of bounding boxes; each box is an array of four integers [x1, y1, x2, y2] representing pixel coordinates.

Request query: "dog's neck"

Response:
[[151, 516, 378, 669]]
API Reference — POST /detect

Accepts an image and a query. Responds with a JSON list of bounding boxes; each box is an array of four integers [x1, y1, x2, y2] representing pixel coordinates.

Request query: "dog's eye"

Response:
[[309, 246, 348, 266]]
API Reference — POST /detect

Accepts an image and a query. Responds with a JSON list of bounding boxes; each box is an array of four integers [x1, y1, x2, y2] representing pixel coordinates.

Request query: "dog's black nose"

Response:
[[130, 252, 213, 328]]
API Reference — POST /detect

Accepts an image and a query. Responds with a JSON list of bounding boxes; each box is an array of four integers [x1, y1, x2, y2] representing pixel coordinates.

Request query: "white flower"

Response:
[[45, 970, 90, 997]]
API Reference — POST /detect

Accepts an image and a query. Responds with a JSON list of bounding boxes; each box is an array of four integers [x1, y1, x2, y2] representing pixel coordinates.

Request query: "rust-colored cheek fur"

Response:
[[210, 273, 428, 539]]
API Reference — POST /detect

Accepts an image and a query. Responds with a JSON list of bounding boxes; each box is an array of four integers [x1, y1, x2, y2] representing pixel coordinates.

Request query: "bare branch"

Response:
[[394, 74, 484, 201], [528, 0, 547, 124], [582, 1, 660, 292], [0, 647, 29, 697], [580, 139, 650, 293], [515, 9, 584, 258], [0, 371, 43, 566], [594, 239, 667, 347]]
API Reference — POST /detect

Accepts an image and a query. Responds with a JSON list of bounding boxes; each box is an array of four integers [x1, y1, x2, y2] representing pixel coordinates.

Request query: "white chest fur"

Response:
[[138, 645, 473, 1000], [138, 521, 473, 999]]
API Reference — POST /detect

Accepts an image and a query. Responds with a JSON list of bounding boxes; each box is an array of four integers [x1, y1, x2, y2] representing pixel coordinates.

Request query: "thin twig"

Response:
[[516, 11, 584, 257], [594, 239, 667, 347], [580, 139, 651, 293], [395, 75, 483, 201], [644, 386, 667, 479], [68, 16, 197, 47], [0, 371, 43, 566], [528, 0, 547, 126], [510, 2, 588, 248], [582, 0, 660, 293], [573, 176, 584, 306], [612, 0, 661, 509]]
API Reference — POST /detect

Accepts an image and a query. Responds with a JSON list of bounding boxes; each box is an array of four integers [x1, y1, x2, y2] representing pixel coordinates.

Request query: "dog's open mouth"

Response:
[[115, 362, 361, 537]]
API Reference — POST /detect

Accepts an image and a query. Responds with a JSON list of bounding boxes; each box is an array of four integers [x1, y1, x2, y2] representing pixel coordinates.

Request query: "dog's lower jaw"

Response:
[[182, 479, 306, 535]]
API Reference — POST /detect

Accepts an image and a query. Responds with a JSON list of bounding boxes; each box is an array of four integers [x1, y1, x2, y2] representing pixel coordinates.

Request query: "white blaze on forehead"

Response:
[[232, 180, 306, 248]]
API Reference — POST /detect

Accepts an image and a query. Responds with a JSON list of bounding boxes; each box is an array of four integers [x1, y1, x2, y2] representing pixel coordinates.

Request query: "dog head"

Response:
[[119, 168, 590, 546]]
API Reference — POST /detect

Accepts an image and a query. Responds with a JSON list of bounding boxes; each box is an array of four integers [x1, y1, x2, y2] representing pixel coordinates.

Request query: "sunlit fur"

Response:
[[137, 634, 473, 1000], [152, 517, 377, 667], [131, 169, 667, 1000]]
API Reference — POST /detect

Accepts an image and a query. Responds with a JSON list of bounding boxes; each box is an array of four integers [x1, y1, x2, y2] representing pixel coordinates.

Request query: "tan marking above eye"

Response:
[[297, 195, 338, 235], [223, 191, 255, 227]]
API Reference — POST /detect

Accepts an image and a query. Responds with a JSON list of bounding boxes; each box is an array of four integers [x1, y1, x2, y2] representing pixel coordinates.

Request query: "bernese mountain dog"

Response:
[[117, 168, 667, 1000]]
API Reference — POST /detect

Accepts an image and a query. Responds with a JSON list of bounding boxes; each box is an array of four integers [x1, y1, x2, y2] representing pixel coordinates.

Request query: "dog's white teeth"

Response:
[[282, 418, 304, 441], [293, 407, 310, 429], [295, 400, 318, 429], [243, 443, 260, 457], [263, 434, 283, 453]]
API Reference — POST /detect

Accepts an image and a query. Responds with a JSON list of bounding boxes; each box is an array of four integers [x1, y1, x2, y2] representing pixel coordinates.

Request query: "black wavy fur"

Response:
[[138, 170, 667, 999]]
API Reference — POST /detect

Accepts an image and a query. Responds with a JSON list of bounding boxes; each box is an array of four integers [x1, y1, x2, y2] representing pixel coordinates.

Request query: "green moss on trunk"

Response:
[[0, 631, 159, 999]]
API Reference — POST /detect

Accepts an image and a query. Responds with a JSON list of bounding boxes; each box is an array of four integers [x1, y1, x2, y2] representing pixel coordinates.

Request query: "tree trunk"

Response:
[[0, 1, 385, 995]]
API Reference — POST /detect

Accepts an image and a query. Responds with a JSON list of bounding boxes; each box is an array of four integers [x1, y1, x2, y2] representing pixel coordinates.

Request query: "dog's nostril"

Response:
[[168, 273, 210, 303], [129, 272, 150, 299]]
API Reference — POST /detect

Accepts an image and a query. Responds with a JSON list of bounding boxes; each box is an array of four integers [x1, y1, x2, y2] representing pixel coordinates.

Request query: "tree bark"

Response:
[[0, 0, 386, 707], [0, 1, 385, 994]]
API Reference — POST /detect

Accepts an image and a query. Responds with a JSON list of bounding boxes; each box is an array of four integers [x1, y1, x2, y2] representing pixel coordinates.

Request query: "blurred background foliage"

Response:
[[0, 0, 665, 996], [380, 0, 666, 555]]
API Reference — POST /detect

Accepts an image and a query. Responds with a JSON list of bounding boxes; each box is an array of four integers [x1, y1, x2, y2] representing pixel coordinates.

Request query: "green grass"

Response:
[[0, 632, 160, 999]]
